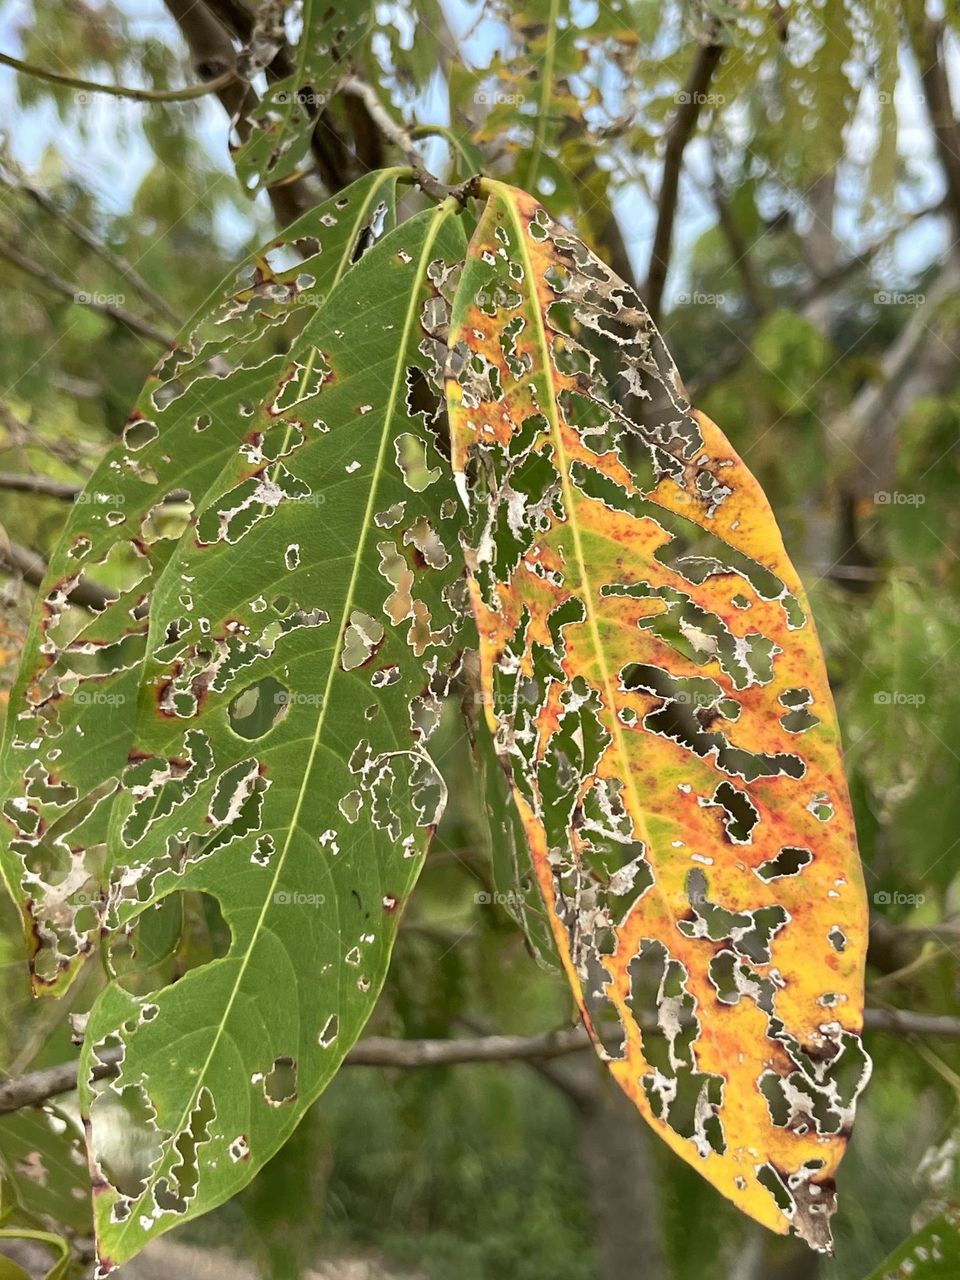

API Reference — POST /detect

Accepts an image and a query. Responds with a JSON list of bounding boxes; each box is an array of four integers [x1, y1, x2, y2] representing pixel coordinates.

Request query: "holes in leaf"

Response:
[[341, 610, 385, 671], [808, 793, 834, 822], [709, 781, 758, 844], [262, 1056, 297, 1106], [828, 926, 846, 952], [227, 676, 289, 740], [394, 432, 441, 491], [92, 1082, 165, 1199], [141, 491, 194, 544], [110, 891, 232, 996], [123, 417, 158, 450], [759, 1071, 792, 1127], [154, 1086, 215, 1213], [708, 950, 740, 1004], [755, 846, 813, 882], [757, 1164, 793, 1213]]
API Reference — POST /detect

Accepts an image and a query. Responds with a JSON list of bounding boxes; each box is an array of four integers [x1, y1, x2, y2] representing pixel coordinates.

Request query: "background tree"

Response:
[[0, 1, 958, 1278]]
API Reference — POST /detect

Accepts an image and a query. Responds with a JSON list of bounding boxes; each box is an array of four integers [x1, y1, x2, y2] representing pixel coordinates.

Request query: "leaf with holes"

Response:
[[233, 1, 372, 195], [862, 1208, 960, 1280], [445, 181, 870, 1251], [75, 200, 469, 1270], [0, 168, 406, 996]]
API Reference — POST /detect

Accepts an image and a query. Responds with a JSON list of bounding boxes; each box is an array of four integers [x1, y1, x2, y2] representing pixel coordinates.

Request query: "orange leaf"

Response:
[[446, 180, 869, 1250]]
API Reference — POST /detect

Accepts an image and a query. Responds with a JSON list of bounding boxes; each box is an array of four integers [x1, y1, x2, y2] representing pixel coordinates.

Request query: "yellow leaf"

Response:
[[446, 181, 869, 1251]]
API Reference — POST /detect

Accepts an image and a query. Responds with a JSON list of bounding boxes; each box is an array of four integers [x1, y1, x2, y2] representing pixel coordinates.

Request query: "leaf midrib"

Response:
[[496, 186, 659, 898]]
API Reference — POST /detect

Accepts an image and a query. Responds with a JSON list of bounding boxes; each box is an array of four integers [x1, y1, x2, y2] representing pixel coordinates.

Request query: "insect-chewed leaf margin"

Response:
[[445, 180, 870, 1251]]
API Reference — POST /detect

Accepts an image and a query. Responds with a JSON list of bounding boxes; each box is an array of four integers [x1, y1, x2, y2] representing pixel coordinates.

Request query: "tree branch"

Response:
[[645, 37, 723, 324], [0, 472, 79, 499], [916, 17, 960, 239], [685, 200, 948, 403], [339, 76, 460, 202], [1, 1008, 957, 1116], [836, 259, 960, 499], [0, 162, 181, 326], [0, 235, 174, 346], [0, 49, 235, 101], [0, 540, 113, 610]]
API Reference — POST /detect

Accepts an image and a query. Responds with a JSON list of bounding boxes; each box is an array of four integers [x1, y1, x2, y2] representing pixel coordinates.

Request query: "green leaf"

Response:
[[0, 1106, 90, 1237], [233, 1, 373, 195], [0, 168, 406, 996], [476, 721, 558, 971], [78, 199, 470, 1270], [862, 1208, 960, 1279]]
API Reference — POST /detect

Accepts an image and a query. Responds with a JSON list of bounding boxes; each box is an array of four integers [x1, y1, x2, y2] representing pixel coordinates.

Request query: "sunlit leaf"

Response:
[[445, 180, 870, 1250], [0, 169, 406, 995], [76, 199, 469, 1270]]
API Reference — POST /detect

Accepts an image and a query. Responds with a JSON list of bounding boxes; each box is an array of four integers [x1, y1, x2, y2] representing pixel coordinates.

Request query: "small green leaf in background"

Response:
[[862, 1208, 960, 1279], [233, 1, 373, 195]]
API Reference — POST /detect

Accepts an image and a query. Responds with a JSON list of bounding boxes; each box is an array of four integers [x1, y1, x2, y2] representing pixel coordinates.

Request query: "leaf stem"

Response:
[[0, 48, 236, 101]]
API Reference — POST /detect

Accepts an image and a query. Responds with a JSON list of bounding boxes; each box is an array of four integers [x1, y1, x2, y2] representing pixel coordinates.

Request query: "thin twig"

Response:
[[0, 49, 236, 102], [1, 1008, 957, 1115], [0, 471, 80, 499], [340, 76, 473, 203], [645, 36, 724, 324], [0, 539, 113, 610], [0, 163, 181, 325], [0, 235, 173, 345]]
